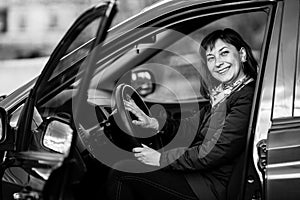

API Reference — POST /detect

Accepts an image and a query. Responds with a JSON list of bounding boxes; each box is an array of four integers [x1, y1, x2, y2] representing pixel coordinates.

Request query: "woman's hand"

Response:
[[124, 98, 159, 131], [133, 144, 161, 166]]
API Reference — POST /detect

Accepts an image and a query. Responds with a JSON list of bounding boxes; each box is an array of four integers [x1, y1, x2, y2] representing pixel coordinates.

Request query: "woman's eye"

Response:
[[221, 51, 229, 56], [207, 57, 215, 62]]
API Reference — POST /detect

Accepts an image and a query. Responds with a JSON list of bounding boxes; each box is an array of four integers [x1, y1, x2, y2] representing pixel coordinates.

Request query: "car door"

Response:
[[0, 1, 117, 199], [256, 0, 300, 199]]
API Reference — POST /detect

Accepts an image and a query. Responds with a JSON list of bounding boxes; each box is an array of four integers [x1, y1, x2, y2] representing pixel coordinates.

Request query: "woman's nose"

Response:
[[215, 56, 223, 68]]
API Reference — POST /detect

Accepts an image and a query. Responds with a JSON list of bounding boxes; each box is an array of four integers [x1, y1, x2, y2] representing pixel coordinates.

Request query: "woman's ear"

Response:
[[239, 47, 247, 62]]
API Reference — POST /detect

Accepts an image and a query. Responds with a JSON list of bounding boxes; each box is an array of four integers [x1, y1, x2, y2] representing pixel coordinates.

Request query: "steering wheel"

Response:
[[113, 83, 157, 149]]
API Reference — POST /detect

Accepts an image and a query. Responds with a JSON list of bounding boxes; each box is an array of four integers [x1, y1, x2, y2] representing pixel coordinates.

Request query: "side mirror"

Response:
[[42, 117, 73, 156], [131, 69, 155, 97], [0, 95, 6, 101]]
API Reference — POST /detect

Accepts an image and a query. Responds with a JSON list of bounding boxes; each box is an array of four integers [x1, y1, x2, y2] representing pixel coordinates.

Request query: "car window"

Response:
[[49, 18, 100, 81], [36, 15, 104, 113], [132, 11, 268, 102], [11, 12, 107, 190], [87, 10, 268, 104]]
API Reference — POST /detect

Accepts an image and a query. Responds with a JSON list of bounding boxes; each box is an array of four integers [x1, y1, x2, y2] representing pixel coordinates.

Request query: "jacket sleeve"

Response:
[[159, 87, 254, 171]]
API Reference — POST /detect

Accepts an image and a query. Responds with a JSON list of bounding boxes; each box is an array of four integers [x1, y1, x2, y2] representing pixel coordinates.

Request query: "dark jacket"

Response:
[[157, 81, 255, 200]]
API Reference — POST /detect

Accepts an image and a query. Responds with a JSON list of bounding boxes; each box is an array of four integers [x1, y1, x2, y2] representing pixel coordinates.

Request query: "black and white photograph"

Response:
[[0, 0, 299, 199]]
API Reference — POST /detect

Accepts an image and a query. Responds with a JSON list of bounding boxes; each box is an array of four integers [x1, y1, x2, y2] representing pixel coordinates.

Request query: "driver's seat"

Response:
[[226, 153, 245, 200], [226, 152, 262, 200]]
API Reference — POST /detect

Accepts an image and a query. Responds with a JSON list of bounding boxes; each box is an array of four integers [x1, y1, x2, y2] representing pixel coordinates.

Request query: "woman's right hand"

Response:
[[124, 98, 159, 132]]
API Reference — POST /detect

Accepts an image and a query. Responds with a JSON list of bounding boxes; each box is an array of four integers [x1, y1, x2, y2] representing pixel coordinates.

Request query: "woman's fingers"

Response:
[[137, 157, 143, 162], [132, 120, 144, 126], [132, 147, 144, 152], [124, 104, 137, 114], [124, 102, 142, 118], [134, 153, 143, 158], [124, 98, 136, 107], [124, 100, 135, 110], [133, 148, 146, 159], [129, 99, 141, 110], [132, 145, 161, 166], [124, 98, 153, 129], [124, 101, 141, 115], [126, 98, 142, 112]]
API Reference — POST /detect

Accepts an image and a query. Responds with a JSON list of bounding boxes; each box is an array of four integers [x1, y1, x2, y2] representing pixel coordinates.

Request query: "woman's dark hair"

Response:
[[199, 28, 258, 99]]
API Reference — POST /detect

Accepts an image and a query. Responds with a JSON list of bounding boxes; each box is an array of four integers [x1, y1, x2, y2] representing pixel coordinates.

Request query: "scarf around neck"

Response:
[[210, 75, 254, 108]]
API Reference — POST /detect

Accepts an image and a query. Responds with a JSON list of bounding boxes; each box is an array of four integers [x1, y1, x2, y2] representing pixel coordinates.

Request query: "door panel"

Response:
[[267, 117, 300, 200]]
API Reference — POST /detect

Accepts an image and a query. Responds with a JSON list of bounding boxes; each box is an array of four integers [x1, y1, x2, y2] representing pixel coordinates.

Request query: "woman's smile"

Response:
[[216, 65, 230, 75]]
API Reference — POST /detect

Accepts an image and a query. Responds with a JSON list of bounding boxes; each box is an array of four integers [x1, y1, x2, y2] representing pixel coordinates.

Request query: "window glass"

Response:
[[87, 10, 268, 105], [19, 13, 105, 193], [133, 11, 268, 102], [49, 18, 100, 81]]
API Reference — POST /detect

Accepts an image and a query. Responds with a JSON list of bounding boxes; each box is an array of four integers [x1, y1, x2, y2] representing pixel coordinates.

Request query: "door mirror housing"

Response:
[[42, 116, 73, 156], [0, 95, 6, 101]]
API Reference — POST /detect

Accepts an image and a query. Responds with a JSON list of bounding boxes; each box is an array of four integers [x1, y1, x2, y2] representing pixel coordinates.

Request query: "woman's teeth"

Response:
[[218, 67, 229, 74]]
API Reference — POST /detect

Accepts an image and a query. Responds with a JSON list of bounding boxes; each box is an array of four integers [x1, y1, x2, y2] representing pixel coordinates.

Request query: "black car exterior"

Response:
[[0, 0, 300, 200]]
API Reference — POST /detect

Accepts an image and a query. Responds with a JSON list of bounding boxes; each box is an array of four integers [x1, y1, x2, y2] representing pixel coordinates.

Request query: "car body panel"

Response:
[[267, 117, 300, 198]]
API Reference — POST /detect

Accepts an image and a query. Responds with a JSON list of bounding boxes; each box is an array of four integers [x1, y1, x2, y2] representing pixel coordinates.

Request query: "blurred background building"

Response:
[[0, 0, 159, 95], [0, 0, 159, 59]]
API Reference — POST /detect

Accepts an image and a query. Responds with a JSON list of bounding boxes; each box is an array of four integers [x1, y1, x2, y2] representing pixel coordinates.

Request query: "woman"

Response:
[[105, 28, 258, 200]]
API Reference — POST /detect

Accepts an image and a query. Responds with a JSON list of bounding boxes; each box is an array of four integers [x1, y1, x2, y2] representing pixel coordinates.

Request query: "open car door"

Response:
[[0, 1, 117, 199]]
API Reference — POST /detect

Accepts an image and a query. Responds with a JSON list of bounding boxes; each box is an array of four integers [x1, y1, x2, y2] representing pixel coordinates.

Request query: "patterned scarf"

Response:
[[210, 75, 254, 108]]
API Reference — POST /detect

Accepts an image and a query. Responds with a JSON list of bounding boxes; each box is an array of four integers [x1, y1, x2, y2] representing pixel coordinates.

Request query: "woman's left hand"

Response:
[[133, 144, 161, 166]]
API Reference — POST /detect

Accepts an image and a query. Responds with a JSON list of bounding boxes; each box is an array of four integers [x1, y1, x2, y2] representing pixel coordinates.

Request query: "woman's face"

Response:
[[206, 39, 245, 84]]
